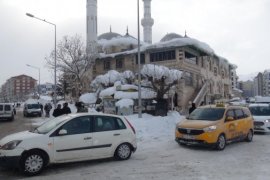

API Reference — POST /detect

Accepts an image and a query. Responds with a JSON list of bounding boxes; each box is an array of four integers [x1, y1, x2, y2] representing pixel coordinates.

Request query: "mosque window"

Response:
[[136, 54, 145, 64], [184, 72, 193, 86], [104, 61, 111, 70], [184, 52, 197, 65], [214, 67, 218, 76], [150, 50, 175, 62], [116, 58, 124, 69]]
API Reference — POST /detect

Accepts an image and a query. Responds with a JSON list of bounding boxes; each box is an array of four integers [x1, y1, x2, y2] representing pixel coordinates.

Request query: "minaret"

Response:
[[141, 0, 154, 44], [86, 0, 97, 48]]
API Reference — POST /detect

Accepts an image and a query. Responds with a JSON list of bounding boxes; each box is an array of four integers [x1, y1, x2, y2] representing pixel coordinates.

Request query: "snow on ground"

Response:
[[4, 108, 270, 180]]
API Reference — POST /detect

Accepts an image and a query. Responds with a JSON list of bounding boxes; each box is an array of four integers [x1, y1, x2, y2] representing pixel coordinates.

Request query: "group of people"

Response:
[[52, 102, 71, 117]]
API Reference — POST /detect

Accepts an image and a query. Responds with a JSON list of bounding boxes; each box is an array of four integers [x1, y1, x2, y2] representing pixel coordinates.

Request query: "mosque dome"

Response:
[[98, 32, 122, 40], [160, 33, 183, 42]]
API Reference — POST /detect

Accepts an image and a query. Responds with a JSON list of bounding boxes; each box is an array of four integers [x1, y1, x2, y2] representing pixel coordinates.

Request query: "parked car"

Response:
[[248, 103, 270, 133], [175, 104, 254, 150], [0, 113, 137, 176], [0, 103, 15, 121], [23, 103, 42, 117]]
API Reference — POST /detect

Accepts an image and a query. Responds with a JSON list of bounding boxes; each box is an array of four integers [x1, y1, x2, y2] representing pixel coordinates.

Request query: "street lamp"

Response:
[[26, 13, 57, 108], [26, 64, 40, 97], [137, 0, 142, 118]]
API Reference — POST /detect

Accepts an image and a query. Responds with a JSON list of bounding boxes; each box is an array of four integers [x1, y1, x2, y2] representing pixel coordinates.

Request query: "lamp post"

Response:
[[26, 13, 57, 108], [26, 64, 40, 97], [137, 0, 142, 118]]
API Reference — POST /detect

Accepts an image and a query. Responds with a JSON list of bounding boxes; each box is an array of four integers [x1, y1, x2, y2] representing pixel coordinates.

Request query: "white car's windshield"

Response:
[[34, 115, 71, 134], [249, 106, 270, 116], [188, 108, 225, 121]]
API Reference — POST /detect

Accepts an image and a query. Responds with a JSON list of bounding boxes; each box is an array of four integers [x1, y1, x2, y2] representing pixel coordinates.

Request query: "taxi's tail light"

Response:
[[125, 118, 136, 134]]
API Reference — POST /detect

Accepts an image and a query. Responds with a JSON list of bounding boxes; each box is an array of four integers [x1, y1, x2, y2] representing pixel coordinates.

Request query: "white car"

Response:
[[0, 113, 137, 176], [249, 103, 270, 133]]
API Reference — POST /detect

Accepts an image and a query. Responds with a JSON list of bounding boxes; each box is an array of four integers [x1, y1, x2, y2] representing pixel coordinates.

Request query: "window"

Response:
[[61, 116, 92, 135], [221, 71, 225, 79], [94, 116, 126, 132], [184, 52, 197, 65], [4, 105, 11, 111], [214, 67, 217, 76], [104, 61, 111, 70], [136, 53, 145, 64], [116, 58, 124, 69], [184, 72, 193, 86], [226, 110, 235, 119], [235, 109, 244, 119], [150, 50, 175, 62], [0, 105, 3, 111]]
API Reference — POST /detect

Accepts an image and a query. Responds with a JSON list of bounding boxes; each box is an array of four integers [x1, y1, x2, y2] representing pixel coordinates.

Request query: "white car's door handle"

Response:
[[84, 137, 92, 140], [114, 133, 121, 136]]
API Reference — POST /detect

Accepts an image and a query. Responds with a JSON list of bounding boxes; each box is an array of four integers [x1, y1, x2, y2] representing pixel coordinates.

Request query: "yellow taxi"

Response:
[[175, 104, 254, 150]]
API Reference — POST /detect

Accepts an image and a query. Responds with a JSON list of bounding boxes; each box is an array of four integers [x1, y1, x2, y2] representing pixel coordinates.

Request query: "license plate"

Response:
[[255, 126, 261, 129], [182, 134, 195, 139]]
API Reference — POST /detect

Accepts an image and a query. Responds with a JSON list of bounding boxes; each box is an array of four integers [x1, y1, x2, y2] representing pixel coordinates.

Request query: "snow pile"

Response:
[[119, 84, 138, 91], [114, 89, 156, 99], [141, 64, 182, 84], [100, 87, 116, 97], [79, 93, 97, 104], [115, 99, 134, 108], [92, 70, 121, 87], [126, 111, 184, 143]]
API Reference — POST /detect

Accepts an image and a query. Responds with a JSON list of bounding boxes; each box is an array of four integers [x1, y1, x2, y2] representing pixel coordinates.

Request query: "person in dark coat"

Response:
[[53, 104, 63, 117], [189, 102, 196, 114], [62, 102, 71, 114]]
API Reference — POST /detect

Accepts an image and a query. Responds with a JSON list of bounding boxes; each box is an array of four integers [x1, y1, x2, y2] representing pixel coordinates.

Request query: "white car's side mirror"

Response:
[[59, 129, 67, 135]]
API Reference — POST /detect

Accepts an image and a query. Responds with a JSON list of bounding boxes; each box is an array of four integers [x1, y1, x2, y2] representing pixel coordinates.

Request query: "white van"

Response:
[[23, 103, 42, 117], [0, 103, 15, 121]]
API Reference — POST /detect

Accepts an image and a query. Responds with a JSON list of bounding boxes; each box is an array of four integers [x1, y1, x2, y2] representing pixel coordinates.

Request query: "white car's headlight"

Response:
[[0, 140, 22, 150], [264, 119, 270, 123], [203, 125, 217, 132]]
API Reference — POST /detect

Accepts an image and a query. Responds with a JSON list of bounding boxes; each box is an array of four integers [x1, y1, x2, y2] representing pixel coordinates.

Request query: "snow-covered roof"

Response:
[[25, 98, 39, 104], [160, 33, 183, 42], [98, 32, 122, 40], [79, 93, 97, 104], [99, 36, 215, 59], [119, 84, 138, 91], [115, 98, 134, 108]]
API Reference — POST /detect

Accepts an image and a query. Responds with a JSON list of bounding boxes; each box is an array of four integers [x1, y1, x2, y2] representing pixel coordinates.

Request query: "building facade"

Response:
[[0, 75, 37, 102]]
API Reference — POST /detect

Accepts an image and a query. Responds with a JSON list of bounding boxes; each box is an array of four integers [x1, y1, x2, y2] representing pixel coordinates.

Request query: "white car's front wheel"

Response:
[[114, 143, 132, 160], [20, 151, 46, 176]]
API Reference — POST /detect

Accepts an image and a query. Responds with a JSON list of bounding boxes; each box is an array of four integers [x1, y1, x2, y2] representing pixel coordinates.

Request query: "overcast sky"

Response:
[[1, 0, 270, 86]]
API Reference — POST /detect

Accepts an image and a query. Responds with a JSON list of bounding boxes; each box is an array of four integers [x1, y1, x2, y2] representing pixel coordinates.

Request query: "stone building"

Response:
[[86, 0, 237, 111]]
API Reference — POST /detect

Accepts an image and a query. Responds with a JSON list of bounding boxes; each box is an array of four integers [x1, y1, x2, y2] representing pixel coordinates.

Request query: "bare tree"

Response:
[[46, 35, 96, 99]]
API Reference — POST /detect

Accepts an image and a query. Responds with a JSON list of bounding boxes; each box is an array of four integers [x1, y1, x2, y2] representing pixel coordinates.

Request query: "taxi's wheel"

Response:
[[246, 129, 253, 142], [216, 134, 226, 150], [114, 143, 132, 160]]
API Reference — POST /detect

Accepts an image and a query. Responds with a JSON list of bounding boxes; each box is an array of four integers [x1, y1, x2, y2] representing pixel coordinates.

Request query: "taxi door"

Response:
[[224, 109, 238, 140], [234, 109, 249, 137]]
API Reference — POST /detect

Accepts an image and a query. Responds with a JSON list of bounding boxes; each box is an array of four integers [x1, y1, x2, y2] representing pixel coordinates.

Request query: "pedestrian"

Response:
[[189, 102, 196, 114], [62, 102, 71, 114], [39, 103, 44, 116], [76, 102, 88, 113], [44, 103, 52, 117], [53, 104, 63, 117]]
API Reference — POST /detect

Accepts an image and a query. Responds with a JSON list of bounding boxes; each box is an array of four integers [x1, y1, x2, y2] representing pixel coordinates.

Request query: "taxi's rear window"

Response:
[[188, 108, 225, 121]]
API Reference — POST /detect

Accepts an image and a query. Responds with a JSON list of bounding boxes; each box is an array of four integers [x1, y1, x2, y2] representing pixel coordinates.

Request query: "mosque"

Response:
[[85, 0, 238, 112]]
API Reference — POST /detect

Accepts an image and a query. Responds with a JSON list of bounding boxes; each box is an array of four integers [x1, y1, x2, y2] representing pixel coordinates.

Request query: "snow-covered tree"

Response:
[[141, 64, 182, 100], [46, 35, 96, 98]]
